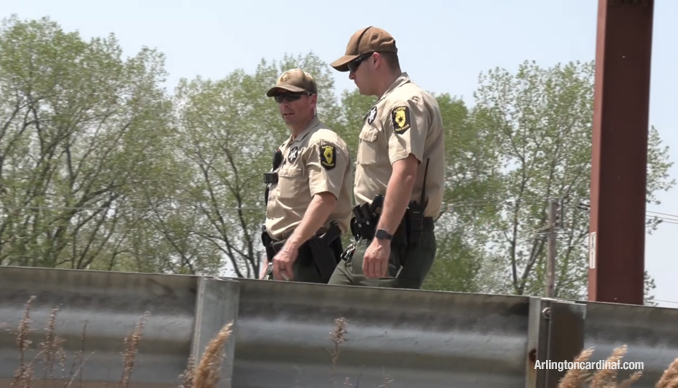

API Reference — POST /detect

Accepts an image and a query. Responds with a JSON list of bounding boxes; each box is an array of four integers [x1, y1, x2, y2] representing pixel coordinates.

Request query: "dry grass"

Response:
[[329, 317, 348, 388], [326, 317, 392, 388], [5, 294, 655, 388], [656, 357, 678, 388], [120, 312, 148, 387], [13, 295, 36, 387], [3, 296, 234, 388], [557, 344, 678, 388], [178, 356, 195, 388], [188, 322, 233, 388], [5, 297, 379, 387]]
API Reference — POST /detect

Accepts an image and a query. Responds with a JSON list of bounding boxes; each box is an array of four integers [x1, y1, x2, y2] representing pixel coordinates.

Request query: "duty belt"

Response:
[[260, 221, 342, 282], [350, 195, 434, 244]]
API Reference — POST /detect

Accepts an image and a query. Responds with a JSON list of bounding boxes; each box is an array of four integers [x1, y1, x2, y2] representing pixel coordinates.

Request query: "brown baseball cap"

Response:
[[266, 69, 318, 97], [330, 26, 398, 72]]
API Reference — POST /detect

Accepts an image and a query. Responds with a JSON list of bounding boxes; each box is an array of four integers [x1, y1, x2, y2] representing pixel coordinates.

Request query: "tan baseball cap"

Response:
[[266, 69, 318, 97], [330, 26, 398, 72]]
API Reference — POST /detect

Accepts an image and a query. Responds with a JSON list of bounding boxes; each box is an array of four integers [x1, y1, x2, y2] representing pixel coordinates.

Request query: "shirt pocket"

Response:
[[357, 127, 380, 165], [276, 163, 305, 200]]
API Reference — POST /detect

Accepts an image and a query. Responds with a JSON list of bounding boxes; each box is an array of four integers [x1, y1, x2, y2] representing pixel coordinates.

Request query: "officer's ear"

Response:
[[372, 52, 385, 70], [310, 93, 318, 107]]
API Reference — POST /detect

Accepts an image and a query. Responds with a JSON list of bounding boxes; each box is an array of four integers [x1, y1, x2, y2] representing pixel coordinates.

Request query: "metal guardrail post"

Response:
[[526, 298, 586, 388], [190, 277, 241, 388]]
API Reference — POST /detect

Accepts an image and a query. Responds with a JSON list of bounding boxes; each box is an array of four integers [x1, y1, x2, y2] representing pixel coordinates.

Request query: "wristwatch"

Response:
[[375, 229, 393, 241]]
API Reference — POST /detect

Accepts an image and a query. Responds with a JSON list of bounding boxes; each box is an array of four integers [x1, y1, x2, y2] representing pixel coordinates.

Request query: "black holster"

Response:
[[306, 221, 343, 283], [350, 194, 385, 240], [350, 195, 433, 245], [260, 221, 343, 283], [261, 224, 276, 261]]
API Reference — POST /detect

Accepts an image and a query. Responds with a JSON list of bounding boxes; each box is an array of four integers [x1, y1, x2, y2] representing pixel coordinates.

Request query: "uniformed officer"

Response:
[[327, 27, 446, 289], [260, 68, 353, 283]]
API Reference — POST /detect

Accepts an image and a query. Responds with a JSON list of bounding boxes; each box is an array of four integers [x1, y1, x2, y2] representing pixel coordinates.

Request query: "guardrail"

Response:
[[0, 266, 675, 388]]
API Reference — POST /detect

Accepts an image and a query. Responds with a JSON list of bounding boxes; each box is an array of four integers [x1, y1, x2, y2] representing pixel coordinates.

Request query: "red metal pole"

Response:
[[589, 0, 654, 305]]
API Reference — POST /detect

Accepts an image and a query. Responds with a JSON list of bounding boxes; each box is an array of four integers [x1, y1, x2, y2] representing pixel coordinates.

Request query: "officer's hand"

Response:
[[272, 245, 298, 281], [363, 239, 390, 278]]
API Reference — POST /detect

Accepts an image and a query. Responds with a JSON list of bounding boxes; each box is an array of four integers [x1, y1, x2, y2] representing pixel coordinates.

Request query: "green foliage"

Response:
[[336, 89, 375, 152], [0, 15, 174, 270], [644, 270, 658, 306], [0, 16, 673, 304], [420, 94, 504, 292], [467, 60, 674, 299]]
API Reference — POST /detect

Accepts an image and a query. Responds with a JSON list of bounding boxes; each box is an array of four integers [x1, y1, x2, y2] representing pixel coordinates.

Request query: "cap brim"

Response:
[[266, 85, 306, 97], [330, 54, 359, 72]]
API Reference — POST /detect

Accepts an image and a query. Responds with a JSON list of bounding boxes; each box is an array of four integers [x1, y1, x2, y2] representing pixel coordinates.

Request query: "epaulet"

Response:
[[308, 127, 338, 146]]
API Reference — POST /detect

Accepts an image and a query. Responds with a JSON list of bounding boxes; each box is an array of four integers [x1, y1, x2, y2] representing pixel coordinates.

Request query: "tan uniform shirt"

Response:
[[265, 116, 353, 240], [354, 72, 445, 218]]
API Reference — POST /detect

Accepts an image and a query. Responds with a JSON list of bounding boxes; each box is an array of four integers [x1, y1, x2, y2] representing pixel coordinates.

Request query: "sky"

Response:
[[2, 0, 677, 306]]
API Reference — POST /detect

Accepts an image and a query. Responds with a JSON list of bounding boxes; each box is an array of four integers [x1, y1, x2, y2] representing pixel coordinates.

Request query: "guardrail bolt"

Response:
[[541, 307, 551, 319]]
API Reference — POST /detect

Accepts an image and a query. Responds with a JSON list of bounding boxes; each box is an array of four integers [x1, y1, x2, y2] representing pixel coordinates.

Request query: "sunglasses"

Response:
[[274, 92, 312, 104], [348, 52, 375, 73]]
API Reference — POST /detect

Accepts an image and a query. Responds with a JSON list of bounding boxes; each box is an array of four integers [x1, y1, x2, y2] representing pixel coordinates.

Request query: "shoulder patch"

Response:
[[391, 106, 411, 134], [319, 144, 336, 170]]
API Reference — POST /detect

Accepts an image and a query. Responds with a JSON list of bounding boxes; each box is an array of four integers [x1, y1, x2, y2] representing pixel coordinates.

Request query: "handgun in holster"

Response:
[[262, 262, 274, 280], [260, 226, 287, 280], [261, 224, 273, 257], [260, 225, 275, 279], [261, 242, 286, 280], [307, 220, 343, 283], [351, 194, 384, 240]]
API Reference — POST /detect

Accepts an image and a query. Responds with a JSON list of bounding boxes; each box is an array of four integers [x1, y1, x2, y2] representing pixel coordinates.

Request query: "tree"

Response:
[[468, 60, 674, 300], [0, 16, 174, 271], [420, 94, 506, 292]]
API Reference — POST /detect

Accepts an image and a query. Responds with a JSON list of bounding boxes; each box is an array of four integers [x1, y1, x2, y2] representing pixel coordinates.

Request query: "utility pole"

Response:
[[542, 198, 560, 298]]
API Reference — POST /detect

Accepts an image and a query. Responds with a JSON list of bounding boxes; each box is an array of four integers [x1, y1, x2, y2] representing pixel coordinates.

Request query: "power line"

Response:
[[647, 210, 678, 219], [652, 299, 678, 307], [1, 200, 677, 226], [2, 196, 678, 234]]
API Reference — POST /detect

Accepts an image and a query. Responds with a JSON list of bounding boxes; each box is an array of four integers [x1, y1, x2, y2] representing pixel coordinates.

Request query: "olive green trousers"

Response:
[[327, 227, 437, 289]]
